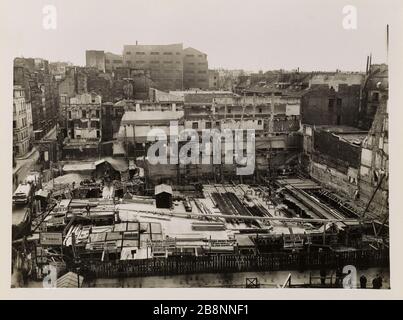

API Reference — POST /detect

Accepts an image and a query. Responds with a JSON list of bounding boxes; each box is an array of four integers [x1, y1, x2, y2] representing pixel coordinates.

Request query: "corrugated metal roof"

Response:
[[155, 184, 173, 195], [56, 272, 84, 288], [121, 110, 184, 123], [94, 157, 128, 172], [63, 162, 95, 172]]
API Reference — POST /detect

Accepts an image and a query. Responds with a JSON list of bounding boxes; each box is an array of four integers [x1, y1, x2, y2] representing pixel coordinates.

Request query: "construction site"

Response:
[[11, 50, 389, 289]]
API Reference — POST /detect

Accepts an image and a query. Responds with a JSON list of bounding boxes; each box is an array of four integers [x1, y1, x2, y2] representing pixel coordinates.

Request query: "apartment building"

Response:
[[13, 85, 32, 157], [62, 92, 102, 159]]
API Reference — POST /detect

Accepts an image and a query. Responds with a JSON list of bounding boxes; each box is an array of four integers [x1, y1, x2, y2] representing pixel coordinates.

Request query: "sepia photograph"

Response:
[[1, 0, 401, 296]]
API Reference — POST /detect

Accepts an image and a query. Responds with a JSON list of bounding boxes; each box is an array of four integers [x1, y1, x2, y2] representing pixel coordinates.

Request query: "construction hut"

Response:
[[94, 157, 128, 180], [155, 184, 173, 209]]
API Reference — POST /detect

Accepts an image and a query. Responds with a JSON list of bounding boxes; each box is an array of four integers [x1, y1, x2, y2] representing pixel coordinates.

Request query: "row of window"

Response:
[[190, 120, 263, 130], [126, 51, 182, 56], [13, 117, 28, 129], [185, 70, 207, 74], [185, 78, 208, 82], [15, 140, 29, 156], [185, 62, 207, 65], [105, 59, 123, 64], [68, 110, 100, 118], [186, 54, 206, 58], [15, 129, 29, 141], [328, 98, 343, 108]]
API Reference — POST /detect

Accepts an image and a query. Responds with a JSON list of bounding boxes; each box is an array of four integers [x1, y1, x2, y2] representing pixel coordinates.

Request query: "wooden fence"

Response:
[[79, 249, 389, 279]]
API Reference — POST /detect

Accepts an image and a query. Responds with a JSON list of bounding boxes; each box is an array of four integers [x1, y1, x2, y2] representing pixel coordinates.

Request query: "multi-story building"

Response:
[[49, 61, 71, 80], [13, 86, 31, 157], [358, 69, 388, 217], [14, 57, 59, 140], [122, 43, 184, 91], [61, 93, 102, 159], [178, 90, 302, 181], [183, 47, 209, 90], [208, 69, 220, 90], [86, 50, 106, 72], [301, 84, 361, 127], [105, 52, 123, 72], [358, 64, 388, 130]]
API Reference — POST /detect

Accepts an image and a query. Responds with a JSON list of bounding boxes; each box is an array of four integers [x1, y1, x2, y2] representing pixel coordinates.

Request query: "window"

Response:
[[205, 121, 211, 129], [82, 110, 87, 118], [13, 121, 16, 129], [150, 52, 159, 55], [227, 108, 231, 113], [96, 110, 100, 118], [163, 61, 173, 64], [216, 121, 220, 127], [136, 52, 145, 55], [91, 121, 100, 128], [258, 120, 262, 125], [192, 122, 199, 129], [163, 52, 173, 55], [68, 111, 72, 119], [336, 98, 342, 106], [258, 108, 262, 113], [126, 51, 131, 55], [105, 59, 110, 63], [186, 54, 194, 57], [151, 60, 160, 64], [328, 99, 335, 108]]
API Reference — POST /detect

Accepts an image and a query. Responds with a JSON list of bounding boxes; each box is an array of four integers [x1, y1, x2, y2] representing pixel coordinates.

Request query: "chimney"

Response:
[[136, 40, 138, 45], [366, 55, 369, 74], [386, 24, 389, 63]]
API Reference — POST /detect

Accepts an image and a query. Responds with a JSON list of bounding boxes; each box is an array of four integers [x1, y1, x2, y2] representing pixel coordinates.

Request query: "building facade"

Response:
[[13, 86, 32, 157], [183, 47, 209, 90], [122, 43, 184, 91], [86, 50, 106, 72], [301, 84, 361, 127], [61, 93, 103, 159], [105, 52, 123, 72], [208, 69, 220, 90]]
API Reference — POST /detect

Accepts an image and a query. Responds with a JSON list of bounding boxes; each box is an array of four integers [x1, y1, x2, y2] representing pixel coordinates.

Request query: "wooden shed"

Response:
[[155, 184, 173, 209]]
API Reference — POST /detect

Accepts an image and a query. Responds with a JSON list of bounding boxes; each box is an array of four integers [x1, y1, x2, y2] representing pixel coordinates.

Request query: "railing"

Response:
[[78, 249, 389, 279]]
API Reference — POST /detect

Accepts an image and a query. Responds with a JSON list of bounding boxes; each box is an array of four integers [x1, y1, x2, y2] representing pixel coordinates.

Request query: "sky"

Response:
[[1, 0, 401, 72]]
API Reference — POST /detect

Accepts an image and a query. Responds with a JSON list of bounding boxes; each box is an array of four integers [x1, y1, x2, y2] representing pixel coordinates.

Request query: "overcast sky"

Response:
[[1, 0, 401, 72]]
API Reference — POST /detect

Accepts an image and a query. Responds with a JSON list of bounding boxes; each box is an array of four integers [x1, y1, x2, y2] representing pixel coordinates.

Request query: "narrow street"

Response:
[[12, 125, 57, 225]]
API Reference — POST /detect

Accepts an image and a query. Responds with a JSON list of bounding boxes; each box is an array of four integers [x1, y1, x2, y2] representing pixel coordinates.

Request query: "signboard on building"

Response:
[[40, 232, 63, 246]]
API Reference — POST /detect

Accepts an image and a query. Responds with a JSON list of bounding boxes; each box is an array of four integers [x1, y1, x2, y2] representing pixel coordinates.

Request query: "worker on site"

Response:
[[86, 203, 91, 216], [320, 268, 327, 285], [360, 274, 367, 289], [372, 274, 383, 289]]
